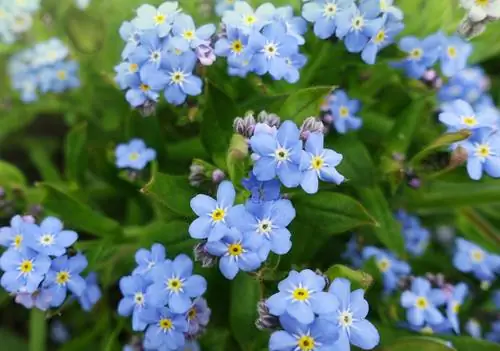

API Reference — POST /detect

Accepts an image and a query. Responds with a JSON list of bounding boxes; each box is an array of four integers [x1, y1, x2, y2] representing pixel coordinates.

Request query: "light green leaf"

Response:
[[124, 220, 191, 247], [325, 264, 373, 290], [0, 160, 27, 189], [410, 130, 472, 166], [457, 208, 500, 254], [65, 7, 105, 54], [382, 337, 457, 351], [227, 134, 249, 187], [65, 121, 88, 183]]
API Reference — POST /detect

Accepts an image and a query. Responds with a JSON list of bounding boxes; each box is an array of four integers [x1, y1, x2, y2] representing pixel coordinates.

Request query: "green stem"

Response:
[[29, 309, 46, 351]]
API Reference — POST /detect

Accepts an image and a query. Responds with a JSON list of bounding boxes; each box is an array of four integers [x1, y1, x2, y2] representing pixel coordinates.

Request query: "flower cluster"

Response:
[[115, 138, 157, 171], [302, 0, 404, 64], [0, 215, 100, 311], [118, 244, 210, 350], [395, 210, 430, 257], [7, 38, 80, 103], [393, 31, 472, 79], [321, 89, 363, 134], [452, 238, 500, 283], [215, 1, 307, 82], [460, 0, 500, 22], [0, 0, 40, 44], [362, 246, 411, 293], [438, 66, 492, 108], [266, 271, 380, 351], [115, 1, 216, 108]]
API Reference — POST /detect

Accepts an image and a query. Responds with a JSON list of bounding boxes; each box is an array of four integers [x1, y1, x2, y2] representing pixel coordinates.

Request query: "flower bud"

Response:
[[193, 242, 216, 268], [300, 117, 325, 140], [196, 43, 216, 66], [257, 110, 280, 128], [233, 112, 256, 138], [211, 169, 225, 184], [137, 100, 157, 117], [255, 300, 279, 331]]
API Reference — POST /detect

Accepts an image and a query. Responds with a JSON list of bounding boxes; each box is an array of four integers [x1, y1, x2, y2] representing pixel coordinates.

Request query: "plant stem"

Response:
[[29, 309, 46, 351]]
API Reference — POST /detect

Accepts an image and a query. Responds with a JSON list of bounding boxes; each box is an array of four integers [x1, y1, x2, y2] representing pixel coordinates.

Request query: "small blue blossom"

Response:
[[438, 66, 490, 106], [147, 254, 207, 313], [395, 210, 430, 257], [362, 246, 411, 293], [242, 172, 281, 203], [77, 272, 101, 311], [189, 180, 237, 242], [128, 30, 166, 68], [215, 0, 235, 16], [0, 214, 38, 252], [125, 64, 168, 107], [222, 1, 275, 33], [266, 269, 339, 324], [25, 216, 78, 257], [170, 14, 216, 52], [0, 248, 51, 293], [465, 319, 482, 339], [14, 289, 53, 311], [300, 132, 345, 193], [400, 277, 447, 327], [446, 282, 468, 334], [186, 297, 211, 336], [115, 138, 157, 171], [361, 17, 404, 64], [214, 26, 251, 68], [461, 128, 500, 181], [132, 243, 167, 281], [205, 227, 262, 280], [269, 314, 339, 350], [141, 307, 188, 350], [453, 238, 500, 281], [486, 321, 500, 343], [273, 6, 308, 45], [44, 254, 88, 308], [439, 100, 497, 132], [392, 35, 442, 79], [302, 0, 356, 40], [281, 52, 307, 83], [328, 89, 362, 134], [360, 0, 403, 21], [119, 21, 142, 59], [162, 51, 203, 105], [132, 1, 180, 37], [250, 120, 303, 188], [118, 274, 151, 331], [438, 34, 473, 78], [325, 278, 380, 351]]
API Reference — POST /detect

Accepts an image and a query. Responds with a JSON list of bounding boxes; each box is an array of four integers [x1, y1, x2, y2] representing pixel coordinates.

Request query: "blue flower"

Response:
[[125, 64, 169, 107], [128, 30, 166, 68], [0, 248, 51, 293], [453, 238, 500, 281], [461, 128, 500, 180], [248, 22, 300, 80], [325, 278, 380, 351], [392, 34, 442, 79], [77, 272, 101, 311], [222, 1, 275, 33], [269, 314, 339, 350], [266, 269, 339, 324], [250, 120, 303, 188], [132, 243, 166, 281], [186, 297, 211, 336], [242, 172, 281, 203], [25, 217, 78, 257], [400, 277, 447, 327], [494, 290, 500, 309], [0, 215, 38, 252], [119, 21, 142, 59], [362, 246, 411, 293], [328, 89, 362, 134], [141, 307, 188, 350], [281, 52, 307, 83], [302, 0, 356, 39], [465, 319, 482, 339], [300, 132, 345, 193], [44, 254, 88, 308], [361, 17, 404, 64], [170, 14, 215, 52], [273, 6, 307, 45], [132, 2, 180, 37], [118, 274, 151, 331], [50, 320, 70, 344], [189, 180, 237, 242], [214, 26, 251, 68], [147, 254, 207, 313], [230, 198, 295, 261], [336, 3, 384, 53], [486, 321, 500, 343], [161, 51, 203, 105], [446, 282, 468, 334], [44, 61, 80, 93], [216, 0, 235, 16], [439, 100, 497, 132], [205, 227, 262, 280], [396, 211, 430, 257], [360, 0, 403, 21], [438, 35, 472, 78], [400, 321, 452, 335], [115, 138, 157, 170], [15, 289, 53, 311]]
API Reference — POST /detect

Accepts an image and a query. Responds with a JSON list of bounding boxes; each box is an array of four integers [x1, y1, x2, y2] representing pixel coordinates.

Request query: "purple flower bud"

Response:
[[257, 111, 280, 127], [322, 114, 333, 124], [211, 169, 225, 184], [138, 100, 157, 117], [300, 116, 325, 140], [196, 44, 216, 66], [255, 300, 279, 331], [233, 113, 256, 138], [193, 242, 216, 268], [408, 177, 421, 189], [22, 215, 36, 224]]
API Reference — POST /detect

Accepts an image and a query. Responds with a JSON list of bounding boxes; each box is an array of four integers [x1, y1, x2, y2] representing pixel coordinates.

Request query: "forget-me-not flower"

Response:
[[162, 51, 203, 105], [438, 35, 472, 77], [486, 320, 500, 343], [132, 1, 180, 37], [119, 21, 142, 59], [0, 248, 51, 293], [461, 128, 500, 180], [446, 282, 468, 334], [361, 17, 404, 64], [302, 0, 356, 39], [186, 297, 211, 336], [0, 215, 38, 252], [465, 318, 482, 339], [25, 217, 78, 257], [128, 30, 165, 68], [118, 274, 151, 331], [273, 6, 308, 45], [266, 269, 339, 324], [132, 243, 167, 281], [453, 238, 500, 281], [439, 100, 497, 131], [460, 0, 500, 22], [392, 35, 442, 79], [125, 64, 168, 107], [328, 89, 362, 134], [170, 14, 216, 52], [77, 272, 101, 311], [242, 172, 281, 203], [362, 246, 411, 293], [222, 1, 275, 33], [360, 0, 404, 21], [215, 0, 236, 16], [214, 27, 251, 67], [141, 307, 188, 350], [115, 138, 157, 171]]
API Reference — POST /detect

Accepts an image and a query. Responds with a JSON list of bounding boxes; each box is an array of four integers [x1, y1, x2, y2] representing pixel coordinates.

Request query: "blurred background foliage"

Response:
[[1, 0, 500, 350]]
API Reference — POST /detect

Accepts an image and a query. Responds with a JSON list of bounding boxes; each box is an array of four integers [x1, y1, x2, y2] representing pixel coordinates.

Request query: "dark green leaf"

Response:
[[124, 220, 190, 247], [410, 130, 471, 166], [381, 337, 457, 351], [0, 329, 28, 351], [65, 121, 88, 183], [457, 208, 500, 254], [278, 86, 334, 122], [325, 264, 373, 290], [25, 142, 61, 183]]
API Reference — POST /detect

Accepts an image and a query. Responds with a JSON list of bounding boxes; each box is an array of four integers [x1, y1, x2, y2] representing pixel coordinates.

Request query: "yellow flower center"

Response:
[[380, 0, 388, 10], [171, 71, 185, 84], [452, 301, 460, 314], [298, 336, 315, 351], [211, 208, 225, 222], [447, 46, 457, 58], [231, 40, 244, 54], [409, 48, 423, 60], [40, 234, 54, 246], [20, 260, 33, 274], [374, 30, 386, 44], [470, 249, 484, 262], [377, 258, 391, 272], [140, 84, 150, 92], [13, 234, 23, 249], [56, 271, 71, 285], [167, 278, 183, 292], [56, 70, 67, 80], [188, 308, 197, 320], [227, 0, 234, 3], [462, 115, 477, 126], [339, 106, 350, 118], [475, 0, 489, 6], [154, 13, 166, 25], [420, 326, 434, 335], [228, 243, 243, 256], [159, 318, 173, 331], [128, 152, 140, 161], [415, 296, 429, 309], [292, 287, 309, 301], [311, 156, 324, 170], [244, 15, 256, 25], [183, 30, 195, 41], [129, 63, 138, 73], [275, 148, 289, 161]]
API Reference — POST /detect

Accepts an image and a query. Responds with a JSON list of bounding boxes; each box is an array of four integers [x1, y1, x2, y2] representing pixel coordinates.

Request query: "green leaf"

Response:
[[201, 81, 239, 157], [444, 335, 500, 351], [0, 113, 37, 143], [325, 264, 373, 290], [278, 86, 334, 122], [65, 7, 105, 54], [227, 134, 249, 187], [124, 220, 190, 247], [0, 160, 27, 189], [382, 337, 457, 351], [410, 130, 471, 166], [25, 141, 61, 183], [141, 171, 197, 218], [457, 208, 500, 254], [0, 329, 28, 351], [65, 121, 88, 183], [40, 183, 122, 237], [229, 274, 261, 351], [470, 21, 500, 63], [357, 187, 406, 257]]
